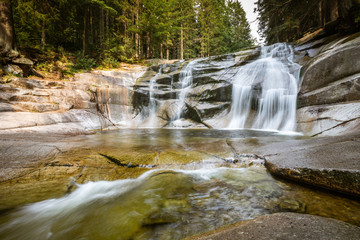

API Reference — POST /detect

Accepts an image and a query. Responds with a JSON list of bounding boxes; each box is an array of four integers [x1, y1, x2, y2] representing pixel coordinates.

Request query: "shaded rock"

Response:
[[186, 213, 360, 240], [10, 78, 44, 89], [12, 57, 34, 65], [298, 73, 360, 107], [0, 102, 15, 112], [3, 64, 23, 76], [196, 102, 230, 119], [300, 33, 360, 94], [190, 83, 232, 102], [0, 92, 11, 102]]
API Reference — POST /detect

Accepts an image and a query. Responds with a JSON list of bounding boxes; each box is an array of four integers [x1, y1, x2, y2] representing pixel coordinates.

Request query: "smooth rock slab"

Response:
[[264, 138, 360, 197], [228, 133, 360, 197], [187, 213, 360, 240]]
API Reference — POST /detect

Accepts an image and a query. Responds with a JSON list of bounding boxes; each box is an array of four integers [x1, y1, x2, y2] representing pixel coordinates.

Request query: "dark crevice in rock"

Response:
[[99, 153, 157, 169], [100, 153, 139, 168], [225, 139, 265, 165], [225, 138, 242, 159], [297, 117, 343, 124]]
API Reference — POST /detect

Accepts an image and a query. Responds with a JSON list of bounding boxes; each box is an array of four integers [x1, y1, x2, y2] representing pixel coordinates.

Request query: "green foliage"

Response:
[[71, 56, 97, 71], [100, 56, 119, 69], [256, 0, 360, 44], [11, 0, 254, 69]]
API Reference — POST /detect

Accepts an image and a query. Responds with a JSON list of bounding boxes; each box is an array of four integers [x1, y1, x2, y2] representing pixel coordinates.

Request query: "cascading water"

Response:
[[227, 43, 301, 132], [146, 65, 165, 127], [173, 59, 200, 121]]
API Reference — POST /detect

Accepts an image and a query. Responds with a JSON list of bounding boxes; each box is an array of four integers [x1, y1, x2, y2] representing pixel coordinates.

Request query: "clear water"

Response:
[[0, 129, 359, 240]]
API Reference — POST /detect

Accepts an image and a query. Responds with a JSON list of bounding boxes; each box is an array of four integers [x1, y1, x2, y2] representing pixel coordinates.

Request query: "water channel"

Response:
[[1, 129, 359, 240]]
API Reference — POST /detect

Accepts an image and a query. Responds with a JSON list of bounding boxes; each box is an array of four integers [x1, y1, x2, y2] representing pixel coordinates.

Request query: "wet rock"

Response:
[[186, 213, 360, 240], [264, 135, 360, 197], [279, 198, 306, 213], [190, 83, 232, 102], [196, 102, 230, 119]]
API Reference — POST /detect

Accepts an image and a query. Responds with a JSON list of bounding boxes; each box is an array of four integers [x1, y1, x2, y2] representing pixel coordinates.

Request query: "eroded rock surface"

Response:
[[187, 213, 360, 240], [0, 64, 147, 134]]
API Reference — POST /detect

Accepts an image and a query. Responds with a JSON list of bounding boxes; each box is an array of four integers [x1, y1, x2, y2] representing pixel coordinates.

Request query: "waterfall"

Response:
[[146, 65, 164, 127], [173, 59, 200, 121], [228, 43, 301, 132]]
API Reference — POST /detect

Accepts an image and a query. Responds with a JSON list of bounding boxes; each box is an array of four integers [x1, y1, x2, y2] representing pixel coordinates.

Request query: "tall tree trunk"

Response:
[[90, 8, 93, 44], [180, 24, 184, 60], [166, 42, 169, 60], [106, 9, 109, 38], [82, 6, 88, 57], [100, 8, 104, 47], [329, 0, 339, 21], [135, 0, 140, 58], [41, 19, 46, 49], [146, 33, 150, 58], [0, 0, 16, 55], [160, 43, 163, 59], [318, 1, 323, 27]]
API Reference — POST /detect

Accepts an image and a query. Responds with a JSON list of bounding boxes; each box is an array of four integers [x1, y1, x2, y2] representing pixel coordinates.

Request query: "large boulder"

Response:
[[297, 32, 360, 136]]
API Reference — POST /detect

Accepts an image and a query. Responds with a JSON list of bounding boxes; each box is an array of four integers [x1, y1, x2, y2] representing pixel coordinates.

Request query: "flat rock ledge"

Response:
[[186, 213, 360, 240], [264, 134, 360, 197]]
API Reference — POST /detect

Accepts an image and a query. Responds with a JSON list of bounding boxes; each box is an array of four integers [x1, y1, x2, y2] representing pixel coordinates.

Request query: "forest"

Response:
[[1, 0, 253, 71], [0, 0, 359, 75], [256, 0, 360, 43]]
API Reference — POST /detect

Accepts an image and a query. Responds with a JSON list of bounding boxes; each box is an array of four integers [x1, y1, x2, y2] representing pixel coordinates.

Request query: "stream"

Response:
[[1, 129, 359, 240]]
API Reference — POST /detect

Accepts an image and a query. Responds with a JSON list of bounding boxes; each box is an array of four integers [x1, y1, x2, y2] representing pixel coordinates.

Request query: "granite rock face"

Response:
[[187, 213, 360, 240], [0, 64, 147, 134], [296, 33, 360, 136], [132, 49, 259, 127]]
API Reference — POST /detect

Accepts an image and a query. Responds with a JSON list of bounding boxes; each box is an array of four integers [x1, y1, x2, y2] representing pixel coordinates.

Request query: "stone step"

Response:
[[9, 94, 50, 103], [298, 73, 360, 107], [12, 102, 60, 113]]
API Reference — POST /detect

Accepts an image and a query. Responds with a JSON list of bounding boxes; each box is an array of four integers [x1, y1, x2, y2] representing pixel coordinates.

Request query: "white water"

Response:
[[228, 43, 301, 132], [0, 164, 277, 240], [173, 59, 201, 121], [146, 65, 165, 127]]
